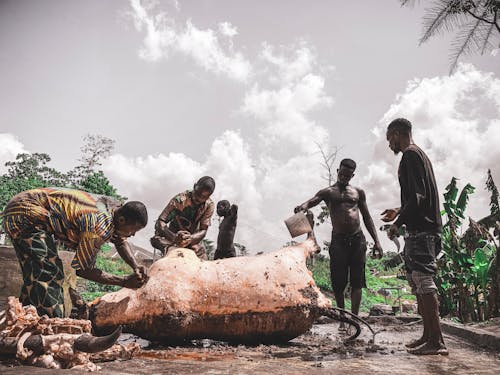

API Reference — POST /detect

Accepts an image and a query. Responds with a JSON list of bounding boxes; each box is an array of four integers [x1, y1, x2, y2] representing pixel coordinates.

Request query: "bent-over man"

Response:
[[2, 187, 148, 318], [151, 176, 215, 260], [295, 159, 382, 323]]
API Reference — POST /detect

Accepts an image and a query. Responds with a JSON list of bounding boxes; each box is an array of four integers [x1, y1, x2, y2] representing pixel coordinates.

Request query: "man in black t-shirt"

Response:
[[382, 118, 448, 355]]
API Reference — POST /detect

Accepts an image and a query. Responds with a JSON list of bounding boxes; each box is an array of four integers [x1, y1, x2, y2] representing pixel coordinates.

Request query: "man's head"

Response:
[[337, 158, 356, 186], [113, 201, 148, 237], [217, 200, 230, 217], [386, 118, 412, 155], [192, 176, 215, 205]]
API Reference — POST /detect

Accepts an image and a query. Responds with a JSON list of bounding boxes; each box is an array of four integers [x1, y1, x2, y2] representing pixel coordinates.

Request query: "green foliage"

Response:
[[309, 255, 413, 313], [486, 169, 499, 215], [436, 177, 497, 321], [0, 153, 69, 211], [202, 238, 215, 260], [80, 246, 132, 301], [78, 171, 124, 201], [0, 135, 122, 214], [234, 242, 248, 256]]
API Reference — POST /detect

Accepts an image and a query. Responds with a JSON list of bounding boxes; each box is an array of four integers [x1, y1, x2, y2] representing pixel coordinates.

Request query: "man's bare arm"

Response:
[[294, 193, 323, 213], [358, 189, 383, 256], [76, 268, 144, 289]]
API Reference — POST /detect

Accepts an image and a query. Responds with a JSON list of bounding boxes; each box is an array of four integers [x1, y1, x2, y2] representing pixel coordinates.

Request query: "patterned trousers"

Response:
[[10, 227, 65, 318]]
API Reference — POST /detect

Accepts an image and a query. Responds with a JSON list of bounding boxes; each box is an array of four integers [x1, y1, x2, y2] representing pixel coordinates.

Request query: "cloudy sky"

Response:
[[1, 0, 499, 253]]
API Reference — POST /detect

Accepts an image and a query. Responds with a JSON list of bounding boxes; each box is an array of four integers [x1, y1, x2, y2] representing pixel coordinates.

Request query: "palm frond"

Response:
[[449, 13, 486, 73], [479, 22, 496, 54], [419, 0, 462, 45]]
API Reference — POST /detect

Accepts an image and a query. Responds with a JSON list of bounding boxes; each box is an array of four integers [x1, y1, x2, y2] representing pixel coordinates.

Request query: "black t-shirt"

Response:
[[394, 144, 442, 233]]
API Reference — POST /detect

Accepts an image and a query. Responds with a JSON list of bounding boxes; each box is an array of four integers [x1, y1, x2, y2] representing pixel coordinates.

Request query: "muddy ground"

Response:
[[1, 316, 498, 374]]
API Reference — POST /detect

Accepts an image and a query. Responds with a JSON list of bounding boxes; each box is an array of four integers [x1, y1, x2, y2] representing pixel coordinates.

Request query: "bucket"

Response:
[[284, 211, 313, 238]]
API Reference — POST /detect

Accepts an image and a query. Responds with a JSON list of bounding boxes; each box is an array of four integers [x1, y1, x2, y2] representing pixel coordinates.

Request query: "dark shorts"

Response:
[[329, 231, 367, 293], [403, 232, 441, 275]]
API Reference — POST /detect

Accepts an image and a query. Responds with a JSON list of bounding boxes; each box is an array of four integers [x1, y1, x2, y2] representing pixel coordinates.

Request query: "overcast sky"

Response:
[[1, 0, 499, 253]]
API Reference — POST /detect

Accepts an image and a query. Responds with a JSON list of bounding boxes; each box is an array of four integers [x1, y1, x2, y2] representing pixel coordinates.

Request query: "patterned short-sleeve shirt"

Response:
[[2, 187, 123, 271], [156, 190, 214, 234]]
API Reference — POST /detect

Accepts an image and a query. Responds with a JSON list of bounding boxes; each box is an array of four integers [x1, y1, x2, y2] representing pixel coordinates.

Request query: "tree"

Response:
[[79, 171, 124, 201], [315, 143, 338, 225], [0, 153, 68, 210], [401, 0, 500, 72], [69, 134, 115, 185]]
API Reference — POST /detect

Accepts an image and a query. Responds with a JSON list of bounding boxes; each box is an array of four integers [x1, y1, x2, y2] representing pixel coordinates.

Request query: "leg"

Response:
[[330, 240, 348, 330], [349, 233, 367, 317], [405, 293, 428, 348], [12, 228, 65, 318], [350, 288, 362, 316], [407, 272, 447, 355]]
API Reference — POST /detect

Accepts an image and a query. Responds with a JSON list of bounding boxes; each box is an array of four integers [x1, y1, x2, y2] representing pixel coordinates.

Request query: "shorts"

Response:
[[406, 270, 437, 295], [403, 232, 441, 274], [329, 231, 367, 294]]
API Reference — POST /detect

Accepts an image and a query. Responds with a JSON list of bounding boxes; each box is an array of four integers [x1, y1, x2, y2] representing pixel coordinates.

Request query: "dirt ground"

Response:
[[1, 316, 498, 374]]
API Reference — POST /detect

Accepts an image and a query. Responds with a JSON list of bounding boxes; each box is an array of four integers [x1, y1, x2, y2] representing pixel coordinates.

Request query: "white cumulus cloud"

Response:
[[362, 63, 500, 238], [0, 133, 29, 174], [128, 0, 252, 82]]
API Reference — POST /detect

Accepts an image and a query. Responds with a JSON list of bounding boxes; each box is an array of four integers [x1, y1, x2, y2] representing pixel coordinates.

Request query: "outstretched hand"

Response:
[[134, 265, 149, 283], [381, 208, 399, 222], [294, 204, 307, 214]]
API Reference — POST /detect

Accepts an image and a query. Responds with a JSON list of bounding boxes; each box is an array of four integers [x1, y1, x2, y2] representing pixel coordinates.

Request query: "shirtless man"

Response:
[[214, 200, 238, 260], [295, 159, 382, 319]]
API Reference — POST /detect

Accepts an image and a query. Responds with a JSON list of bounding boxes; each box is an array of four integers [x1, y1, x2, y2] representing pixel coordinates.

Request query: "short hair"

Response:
[[340, 158, 356, 171], [217, 199, 230, 208], [387, 118, 412, 135], [195, 176, 216, 193], [118, 201, 148, 227]]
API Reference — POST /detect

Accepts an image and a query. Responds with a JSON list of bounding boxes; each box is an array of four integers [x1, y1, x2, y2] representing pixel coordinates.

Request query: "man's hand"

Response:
[[294, 204, 307, 214], [134, 265, 149, 283], [371, 242, 384, 259], [381, 208, 400, 222], [175, 230, 191, 247], [122, 272, 147, 289]]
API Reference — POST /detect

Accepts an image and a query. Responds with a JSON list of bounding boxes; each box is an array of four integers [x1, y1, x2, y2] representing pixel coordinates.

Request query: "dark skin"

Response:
[[157, 185, 212, 248], [382, 126, 447, 354], [76, 211, 148, 289], [215, 200, 238, 258], [295, 165, 382, 317], [380, 128, 412, 233]]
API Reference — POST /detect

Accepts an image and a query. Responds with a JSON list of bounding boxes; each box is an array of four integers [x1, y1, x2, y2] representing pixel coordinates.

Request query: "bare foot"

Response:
[[338, 322, 348, 333], [407, 342, 448, 355], [405, 336, 426, 348]]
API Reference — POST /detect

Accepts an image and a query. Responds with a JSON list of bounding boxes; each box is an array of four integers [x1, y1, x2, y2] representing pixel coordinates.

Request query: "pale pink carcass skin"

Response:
[[90, 238, 331, 343]]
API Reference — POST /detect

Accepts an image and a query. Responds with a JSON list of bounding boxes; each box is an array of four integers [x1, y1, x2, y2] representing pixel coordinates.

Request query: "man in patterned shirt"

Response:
[[2, 187, 149, 318], [151, 176, 215, 260]]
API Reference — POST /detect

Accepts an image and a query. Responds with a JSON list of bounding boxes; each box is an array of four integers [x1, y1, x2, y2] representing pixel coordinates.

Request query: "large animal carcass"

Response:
[[90, 236, 362, 344]]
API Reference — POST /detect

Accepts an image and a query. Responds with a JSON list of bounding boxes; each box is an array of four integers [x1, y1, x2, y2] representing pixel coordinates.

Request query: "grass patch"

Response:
[[309, 254, 414, 313], [79, 244, 132, 302]]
